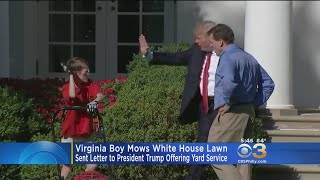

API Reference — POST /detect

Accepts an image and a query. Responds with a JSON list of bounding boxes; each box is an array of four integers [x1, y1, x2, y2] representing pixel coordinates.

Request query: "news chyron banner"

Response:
[[0, 142, 71, 164], [1, 142, 320, 164]]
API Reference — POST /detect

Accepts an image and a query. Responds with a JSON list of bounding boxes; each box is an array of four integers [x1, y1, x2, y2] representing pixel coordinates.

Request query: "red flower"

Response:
[[108, 95, 116, 102], [102, 89, 108, 95], [107, 88, 115, 94], [102, 88, 115, 95], [118, 76, 127, 82], [105, 80, 112, 84], [98, 102, 104, 108], [46, 117, 51, 122]]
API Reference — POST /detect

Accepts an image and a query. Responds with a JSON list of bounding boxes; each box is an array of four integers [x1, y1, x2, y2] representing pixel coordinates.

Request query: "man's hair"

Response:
[[193, 20, 217, 36], [66, 57, 89, 72], [207, 24, 234, 44]]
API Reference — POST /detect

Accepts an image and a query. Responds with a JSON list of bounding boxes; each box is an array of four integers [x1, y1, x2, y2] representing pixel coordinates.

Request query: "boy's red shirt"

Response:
[[61, 80, 100, 137]]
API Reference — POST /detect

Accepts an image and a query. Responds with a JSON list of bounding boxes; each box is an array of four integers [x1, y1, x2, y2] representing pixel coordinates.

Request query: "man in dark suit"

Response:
[[139, 21, 219, 180]]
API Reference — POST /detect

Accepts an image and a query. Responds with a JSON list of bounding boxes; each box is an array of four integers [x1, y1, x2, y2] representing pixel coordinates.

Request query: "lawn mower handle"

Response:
[[60, 106, 87, 110]]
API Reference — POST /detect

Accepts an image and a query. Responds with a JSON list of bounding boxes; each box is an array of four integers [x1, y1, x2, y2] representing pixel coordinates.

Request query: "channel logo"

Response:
[[18, 141, 70, 164], [237, 143, 267, 159]]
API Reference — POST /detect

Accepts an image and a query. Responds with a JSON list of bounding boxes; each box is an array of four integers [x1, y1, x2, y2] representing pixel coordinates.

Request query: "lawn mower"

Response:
[[50, 105, 115, 180]]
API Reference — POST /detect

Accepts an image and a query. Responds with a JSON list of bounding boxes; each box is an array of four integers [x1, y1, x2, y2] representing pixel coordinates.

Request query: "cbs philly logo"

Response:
[[237, 143, 267, 159]]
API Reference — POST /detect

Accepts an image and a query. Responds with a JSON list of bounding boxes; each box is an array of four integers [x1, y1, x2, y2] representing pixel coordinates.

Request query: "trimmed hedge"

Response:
[[0, 87, 49, 180], [100, 43, 195, 179], [0, 87, 48, 142]]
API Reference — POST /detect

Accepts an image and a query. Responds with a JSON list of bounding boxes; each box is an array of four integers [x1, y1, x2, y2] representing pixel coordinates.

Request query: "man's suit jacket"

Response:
[[150, 44, 206, 122]]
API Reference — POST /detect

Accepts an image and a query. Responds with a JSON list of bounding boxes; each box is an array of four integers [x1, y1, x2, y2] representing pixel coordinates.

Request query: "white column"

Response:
[[244, 1, 293, 109], [0, 1, 10, 78]]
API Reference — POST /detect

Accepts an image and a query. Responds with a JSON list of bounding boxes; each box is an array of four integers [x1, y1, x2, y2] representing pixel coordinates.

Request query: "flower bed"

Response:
[[0, 76, 127, 122]]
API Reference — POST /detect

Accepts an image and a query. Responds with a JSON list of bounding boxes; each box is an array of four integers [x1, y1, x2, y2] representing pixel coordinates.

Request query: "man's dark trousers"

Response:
[[187, 99, 218, 180]]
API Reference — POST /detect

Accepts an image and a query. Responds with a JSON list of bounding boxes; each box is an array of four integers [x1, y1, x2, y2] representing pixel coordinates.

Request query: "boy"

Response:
[[60, 57, 104, 179]]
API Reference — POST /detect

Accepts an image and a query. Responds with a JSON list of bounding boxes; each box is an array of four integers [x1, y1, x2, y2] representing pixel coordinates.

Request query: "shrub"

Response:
[[100, 43, 197, 179], [0, 86, 49, 180], [0, 86, 48, 142], [252, 117, 269, 142]]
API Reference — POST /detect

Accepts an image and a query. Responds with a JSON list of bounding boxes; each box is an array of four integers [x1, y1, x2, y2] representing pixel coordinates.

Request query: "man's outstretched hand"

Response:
[[139, 34, 149, 55]]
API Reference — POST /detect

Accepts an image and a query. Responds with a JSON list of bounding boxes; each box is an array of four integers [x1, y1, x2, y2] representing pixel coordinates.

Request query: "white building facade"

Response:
[[1, 1, 320, 108]]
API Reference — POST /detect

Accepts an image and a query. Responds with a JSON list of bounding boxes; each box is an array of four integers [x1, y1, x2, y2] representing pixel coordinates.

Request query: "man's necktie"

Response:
[[201, 52, 212, 113]]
